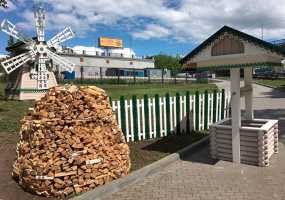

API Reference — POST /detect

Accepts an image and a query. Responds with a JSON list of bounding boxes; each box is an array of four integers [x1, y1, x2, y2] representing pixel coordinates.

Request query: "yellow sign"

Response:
[[98, 37, 123, 48]]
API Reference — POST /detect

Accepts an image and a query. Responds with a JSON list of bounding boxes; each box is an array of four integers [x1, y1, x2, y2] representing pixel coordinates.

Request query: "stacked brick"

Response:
[[210, 119, 278, 167], [12, 85, 131, 197]]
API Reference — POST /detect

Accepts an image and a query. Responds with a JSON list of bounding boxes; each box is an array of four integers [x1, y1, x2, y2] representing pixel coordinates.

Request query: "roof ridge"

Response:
[[181, 25, 285, 64]]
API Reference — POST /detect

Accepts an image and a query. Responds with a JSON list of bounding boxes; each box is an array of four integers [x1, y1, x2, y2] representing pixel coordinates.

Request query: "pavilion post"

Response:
[[230, 68, 241, 163], [244, 67, 254, 120]]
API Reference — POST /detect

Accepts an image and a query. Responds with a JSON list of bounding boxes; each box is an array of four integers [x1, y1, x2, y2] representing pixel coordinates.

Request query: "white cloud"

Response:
[[10, 0, 285, 42], [132, 24, 171, 39]]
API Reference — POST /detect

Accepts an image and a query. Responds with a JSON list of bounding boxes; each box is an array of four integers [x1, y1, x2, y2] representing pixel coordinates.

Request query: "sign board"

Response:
[[98, 37, 123, 48]]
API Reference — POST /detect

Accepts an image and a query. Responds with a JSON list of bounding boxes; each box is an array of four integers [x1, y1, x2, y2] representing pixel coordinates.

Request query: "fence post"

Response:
[[120, 96, 126, 137], [155, 94, 160, 138], [195, 91, 199, 131], [117, 68, 120, 84], [133, 68, 136, 84], [144, 95, 150, 139], [221, 89, 225, 120], [100, 67, 103, 84], [186, 91, 190, 134], [204, 90, 208, 130], [80, 66, 84, 84], [213, 90, 217, 123], [165, 93, 171, 135], [132, 95, 139, 141], [176, 92, 181, 134], [161, 68, 164, 84]]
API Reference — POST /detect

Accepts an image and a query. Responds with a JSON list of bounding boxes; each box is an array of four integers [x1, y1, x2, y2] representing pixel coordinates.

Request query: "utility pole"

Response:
[[261, 24, 264, 40]]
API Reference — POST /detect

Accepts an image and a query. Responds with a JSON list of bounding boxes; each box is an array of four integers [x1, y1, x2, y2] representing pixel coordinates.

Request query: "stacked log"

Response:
[[12, 85, 131, 197], [210, 119, 278, 167]]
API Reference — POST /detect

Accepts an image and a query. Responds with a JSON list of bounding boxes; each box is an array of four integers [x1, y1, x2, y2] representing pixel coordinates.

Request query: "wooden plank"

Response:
[[176, 92, 181, 134], [195, 91, 199, 131], [204, 90, 208, 130], [132, 96, 138, 141], [186, 91, 190, 134], [230, 68, 241, 163], [155, 94, 160, 137], [119, 96, 126, 139], [165, 93, 171, 135]]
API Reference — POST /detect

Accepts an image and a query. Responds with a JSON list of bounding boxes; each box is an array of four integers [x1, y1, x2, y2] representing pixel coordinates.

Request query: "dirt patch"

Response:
[[0, 133, 53, 200], [129, 133, 206, 171]]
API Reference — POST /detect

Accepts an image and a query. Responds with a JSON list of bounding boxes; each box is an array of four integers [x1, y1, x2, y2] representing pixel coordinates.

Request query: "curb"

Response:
[[253, 81, 277, 89], [72, 135, 210, 200]]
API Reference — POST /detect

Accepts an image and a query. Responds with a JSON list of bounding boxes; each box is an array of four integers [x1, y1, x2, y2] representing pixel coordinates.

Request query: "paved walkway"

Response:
[[102, 81, 285, 200]]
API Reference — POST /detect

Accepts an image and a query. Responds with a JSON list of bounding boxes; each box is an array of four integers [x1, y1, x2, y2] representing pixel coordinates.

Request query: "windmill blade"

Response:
[[1, 51, 36, 74], [46, 49, 75, 72], [47, 27, 74, 48], [37, 55, 48, 89], [34, 6, 46, 42], [1, 19, 33, 44]]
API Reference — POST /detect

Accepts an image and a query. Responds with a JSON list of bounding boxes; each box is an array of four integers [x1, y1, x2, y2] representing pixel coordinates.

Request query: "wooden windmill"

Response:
[[0, 4, 75, 100]]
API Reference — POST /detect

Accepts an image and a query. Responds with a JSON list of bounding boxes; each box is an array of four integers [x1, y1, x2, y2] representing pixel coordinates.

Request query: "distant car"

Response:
[[253, 71, 278, 79], [176, 73, 193, 78]]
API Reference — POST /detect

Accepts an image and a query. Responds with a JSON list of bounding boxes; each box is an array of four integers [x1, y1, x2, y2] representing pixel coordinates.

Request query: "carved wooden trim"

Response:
[[212, 35, 244, 56]]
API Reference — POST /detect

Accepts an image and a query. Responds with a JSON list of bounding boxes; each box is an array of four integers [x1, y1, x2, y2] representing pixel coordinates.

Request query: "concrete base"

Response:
[[5, 65, 57, 100]]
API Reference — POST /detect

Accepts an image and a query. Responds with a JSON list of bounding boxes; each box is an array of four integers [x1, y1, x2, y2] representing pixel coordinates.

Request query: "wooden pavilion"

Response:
[[181, 26, 285, 166]]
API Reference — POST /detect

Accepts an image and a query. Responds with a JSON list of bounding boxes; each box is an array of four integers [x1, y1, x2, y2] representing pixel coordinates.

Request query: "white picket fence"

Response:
[[111, 90, 230, 142]]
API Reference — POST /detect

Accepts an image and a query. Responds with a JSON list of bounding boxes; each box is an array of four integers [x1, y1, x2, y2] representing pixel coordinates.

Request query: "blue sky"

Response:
[[1, 0, 285, 57]]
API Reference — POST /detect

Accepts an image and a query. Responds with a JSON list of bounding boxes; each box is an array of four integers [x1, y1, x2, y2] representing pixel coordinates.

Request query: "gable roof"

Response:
[[181, 26, 285, 65]]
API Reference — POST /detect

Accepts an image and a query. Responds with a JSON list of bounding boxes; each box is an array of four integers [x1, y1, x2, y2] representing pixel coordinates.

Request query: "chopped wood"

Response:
[[85, 158, 102, 165], [54, 171, 77, 177], [12, 85, 131, 197]]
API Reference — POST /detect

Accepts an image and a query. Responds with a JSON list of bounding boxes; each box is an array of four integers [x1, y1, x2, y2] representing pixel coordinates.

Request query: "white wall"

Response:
[[59, 54, 154, 70]]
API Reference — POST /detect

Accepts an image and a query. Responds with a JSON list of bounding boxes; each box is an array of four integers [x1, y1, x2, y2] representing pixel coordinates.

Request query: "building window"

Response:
[[130, 61, 133, 65]]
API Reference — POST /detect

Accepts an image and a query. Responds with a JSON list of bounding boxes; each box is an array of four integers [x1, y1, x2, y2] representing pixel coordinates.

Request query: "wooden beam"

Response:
[[230, 68, 241, 163], [244, 67, 253, 120]]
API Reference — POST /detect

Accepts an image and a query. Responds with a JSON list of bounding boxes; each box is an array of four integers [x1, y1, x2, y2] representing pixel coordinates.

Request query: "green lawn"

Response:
[[0, 83, 33, 133], [97, 82, 218, 100], [254, 78, 285, 89], [0, 81, 217, 134]]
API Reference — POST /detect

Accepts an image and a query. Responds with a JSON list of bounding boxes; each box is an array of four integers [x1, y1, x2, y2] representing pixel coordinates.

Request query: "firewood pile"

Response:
[[12, 85, 131, 197]]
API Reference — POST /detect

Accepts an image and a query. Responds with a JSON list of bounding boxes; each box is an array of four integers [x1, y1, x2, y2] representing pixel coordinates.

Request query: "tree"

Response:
[[0, 0, 8, 8], [153, 54, 182, 74], [7, 35, 14, 47]]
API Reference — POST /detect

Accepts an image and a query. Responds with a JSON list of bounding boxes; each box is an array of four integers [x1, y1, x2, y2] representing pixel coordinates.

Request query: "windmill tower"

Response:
[[0, 4, 75, 100]]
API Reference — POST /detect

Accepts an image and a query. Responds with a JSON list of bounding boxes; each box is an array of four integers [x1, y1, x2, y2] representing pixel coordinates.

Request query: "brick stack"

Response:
[[12, 85, 131, 197]]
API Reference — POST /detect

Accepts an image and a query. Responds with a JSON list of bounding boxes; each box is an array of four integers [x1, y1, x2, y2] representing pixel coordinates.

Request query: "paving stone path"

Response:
[[103, 81, 285, 200]]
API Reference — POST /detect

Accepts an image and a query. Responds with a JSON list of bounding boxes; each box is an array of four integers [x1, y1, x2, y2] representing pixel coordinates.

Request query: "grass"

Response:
[[254, 78, 285, 89], [0, 82, 33, 133], [80, 82, 218, 100]]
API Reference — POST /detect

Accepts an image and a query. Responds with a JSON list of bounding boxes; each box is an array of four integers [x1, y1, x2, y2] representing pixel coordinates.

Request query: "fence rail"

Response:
[[111, 90, 230, 142]]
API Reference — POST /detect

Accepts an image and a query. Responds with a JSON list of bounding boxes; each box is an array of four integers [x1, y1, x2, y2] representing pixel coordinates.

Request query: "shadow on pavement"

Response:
[[180, 143, 219, 165], [257, 88, 285, 98]]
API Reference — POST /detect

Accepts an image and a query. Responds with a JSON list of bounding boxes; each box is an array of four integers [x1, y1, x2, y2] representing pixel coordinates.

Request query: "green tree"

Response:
[[0, 0, 8, 8], [7, 35, 14, 47], [153, 54, 182, 74]]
